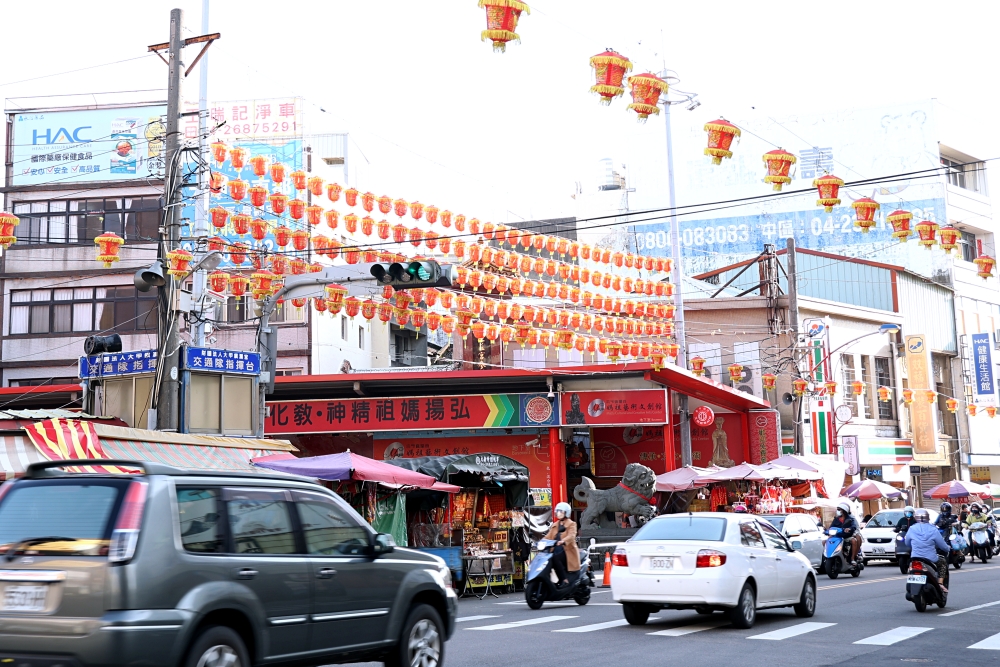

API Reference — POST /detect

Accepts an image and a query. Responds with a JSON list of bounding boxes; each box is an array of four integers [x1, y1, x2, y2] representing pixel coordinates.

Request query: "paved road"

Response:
[[350, 560, 1000, 666]]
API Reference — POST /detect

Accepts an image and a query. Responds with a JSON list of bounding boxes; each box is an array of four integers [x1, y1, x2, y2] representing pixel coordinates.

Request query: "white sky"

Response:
[[2, 0, 998, 227]]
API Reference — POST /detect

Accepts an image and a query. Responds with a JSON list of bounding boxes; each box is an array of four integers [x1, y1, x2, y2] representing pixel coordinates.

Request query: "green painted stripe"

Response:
[[817, 411, 828, 455], [867, 446, 913, 455], [498, 395, 515, 426]]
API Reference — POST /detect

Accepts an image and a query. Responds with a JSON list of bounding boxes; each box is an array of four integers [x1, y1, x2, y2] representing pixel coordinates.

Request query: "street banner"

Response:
[[971, 332, 996, 405], [905, 335, 938, 455], [560, 389, 668, 426]]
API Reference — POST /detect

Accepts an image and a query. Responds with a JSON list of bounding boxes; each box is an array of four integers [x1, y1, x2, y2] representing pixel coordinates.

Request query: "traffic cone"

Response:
[[602, 551, 613, 587]]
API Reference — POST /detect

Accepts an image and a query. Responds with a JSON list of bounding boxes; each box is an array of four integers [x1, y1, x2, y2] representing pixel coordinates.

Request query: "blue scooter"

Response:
[[525, 536, 593, 609], [822, 527, 864, 579]]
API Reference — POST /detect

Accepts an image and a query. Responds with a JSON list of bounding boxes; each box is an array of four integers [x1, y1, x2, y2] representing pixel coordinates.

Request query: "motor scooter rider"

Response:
[[830, 501, 861, 564], [905, 508, 950, 593], [966, 503, 996, 550], [543, 502, 579, 587], [894, 506, 917, 534], [935, 502, 958, 534]]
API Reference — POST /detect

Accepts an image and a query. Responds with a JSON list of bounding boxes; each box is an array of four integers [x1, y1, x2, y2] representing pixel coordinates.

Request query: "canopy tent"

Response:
[[694, 462, 823, 484], [769, 454, 848, 499], [981, 483, 1000, 499], [842, 479, 905, 501], [655, 465, 721, 492], [253, 451, 441, 488], [388, 453, 530, 507]]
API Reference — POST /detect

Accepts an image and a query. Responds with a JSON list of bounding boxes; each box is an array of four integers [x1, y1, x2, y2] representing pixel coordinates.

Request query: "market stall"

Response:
[[687, 463, 823, 514]]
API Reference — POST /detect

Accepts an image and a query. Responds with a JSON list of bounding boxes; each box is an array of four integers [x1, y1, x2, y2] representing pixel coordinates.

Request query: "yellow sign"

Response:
[[905, 335, 938, 455], [970, 466, 991, 483]]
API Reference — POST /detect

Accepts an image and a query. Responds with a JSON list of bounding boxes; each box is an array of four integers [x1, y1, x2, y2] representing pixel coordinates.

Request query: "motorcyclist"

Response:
[[894, 506, 917, 534], [905, 508, 950, 593], [965, 503, 996, 553], [543, 502, 579, 587], [830, 501, 861, 564], [935, 502, 958, 534]]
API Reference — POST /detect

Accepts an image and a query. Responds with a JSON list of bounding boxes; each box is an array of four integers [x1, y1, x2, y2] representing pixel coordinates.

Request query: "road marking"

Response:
[[495, 601, 619, 606], [466, 615, 578, 631], [853, 626, 932, 645], [968, 631, 1000, 650], [747, 622, 836, 640], [940, 600, 1000, 617], [648, 620, 728, 637], [553, 617, 659, 633], [818, 576, 900, 590], [457, 615, 501, 623]]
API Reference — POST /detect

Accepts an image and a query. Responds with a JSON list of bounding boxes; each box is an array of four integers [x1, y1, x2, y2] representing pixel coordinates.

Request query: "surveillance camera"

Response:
[[686, 98, 701, 111]]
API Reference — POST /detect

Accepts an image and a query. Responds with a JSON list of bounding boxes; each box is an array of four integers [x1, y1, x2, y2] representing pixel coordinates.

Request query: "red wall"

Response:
[[591, 425, 669, 477], [674, 412, 747, 467]]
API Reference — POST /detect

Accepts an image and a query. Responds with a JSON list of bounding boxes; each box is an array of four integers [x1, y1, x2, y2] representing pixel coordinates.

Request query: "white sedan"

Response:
[[611, 513, 817, 629]]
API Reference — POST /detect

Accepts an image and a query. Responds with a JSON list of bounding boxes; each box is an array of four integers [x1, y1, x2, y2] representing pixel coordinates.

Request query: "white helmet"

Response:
[[555, 502, 572, 516], [837, 501, 852, 515]]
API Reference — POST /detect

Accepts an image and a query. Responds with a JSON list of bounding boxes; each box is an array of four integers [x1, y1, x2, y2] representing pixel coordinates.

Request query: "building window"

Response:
[[341, 316, 348, 340], [359, 326, 365, 349], [960, 231, 978, 263], [841, 354, 858, 417], [860, 356, 874, 419], [941, 156, 989, 195], [11, 197, 161, 245], [274, 369, 302, 376], [874, 356, 895, 420], [9, 287, 157, 335]]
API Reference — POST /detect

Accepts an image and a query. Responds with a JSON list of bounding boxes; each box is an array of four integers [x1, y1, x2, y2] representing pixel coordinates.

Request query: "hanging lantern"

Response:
[[605, 340, 622, 363], [425, 205, 439, 225], [877, 386, 892, 402], [762, 149, 797, 191], [814, 174, 844, 212], [250, 269, 277, 299], [344, 247, 361, 265], [248, 186, 268, 209], [210, 206, 229, 229], [274, 226, 292, 248], [288, 199, 306, 220], [690, 356, 706, 376], [326, 183, 342, 202], [479, 0, 529, 53], [206, 236, 226, 253], [823, 380, 837, 396], [355, 192, 374, 213], [987, 406, 997, 419], [391, 223, 407, 244], [291, 230, 310, 252], [94, 232, 124, 268], [327, 240, 343, 260], [246, 218, 266, 242], [290, 257, 307, 275], [851, 380, 864, 396], [357, 216, 374, 237], [470, 320, 486, 341], [649, 348, 666, 371], [792, 378, 809, 396], [228, 179, 247, 201], [664, 343, 680, 360], [306, 205, 323, 227], [704, 119, 741, 165], [439, 210, 452, 228], [270, 254, 290, 276], [392, 198, 408, 218], [887, 210, 913, 242], [410, 201, 424, 221], [167, 248, 193, 280], [269, 162, 286, 184], [249, 155, 269, 178], [923, 390, 936, 404], [440, 314, 456, 336], [974, 255, 996, 280], [902, 389, 914, 405], [626, 73, 669, 122], [209, 171, 226, 194], [321, 209, 338, 231], [289, 170, 307, 191], [343, 188, 359, 207], [727, 364, 744, 382], [589, 49, 632, 105], [938, 226, 960, 254], [761, 373, 777, 391], [408, 227, 424, 248], [915, 220, 939, 248], [208, 270, 230, 294], [229, 147, 247, 171], [376, 301, 394, 325], [341, 213, 358, 235], [228, 243, 249, 265], [554, 328, 574, 350], [968, 404, 978, 417], [269, 193, 288, 215], [357, 299, 375, 321], [946, 397, 959, 413], [851, 197, 879, 233], [210, 140, 228, 165], [228, 273, 250, 298], [313, 297, 328, 314]]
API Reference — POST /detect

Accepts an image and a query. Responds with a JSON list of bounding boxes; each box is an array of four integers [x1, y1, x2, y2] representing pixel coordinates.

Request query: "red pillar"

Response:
[[664, 390, 677, 471], [548, 427, 567, 505]]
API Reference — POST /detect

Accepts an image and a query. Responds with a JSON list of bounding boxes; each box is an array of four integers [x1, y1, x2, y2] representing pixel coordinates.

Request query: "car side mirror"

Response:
[[786, 529, 801, 538], [791, 541, 803, 550], [371, 533, 396, 556]]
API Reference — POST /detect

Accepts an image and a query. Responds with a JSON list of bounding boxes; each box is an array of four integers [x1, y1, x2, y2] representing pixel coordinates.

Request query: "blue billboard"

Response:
[[971, 333, 996, 402]]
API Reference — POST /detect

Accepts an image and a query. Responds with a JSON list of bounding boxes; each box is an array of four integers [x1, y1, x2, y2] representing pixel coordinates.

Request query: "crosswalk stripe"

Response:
[[940, 599, 1000, 617], [496, 601, 579, 607], [457, 615, 501, 623], [466, 615, 578, 631], [747, 622, 836, 640], [853, 626, 932, 645], [648, 620, 729, 636], [554, 617, 658, 633], [969, 632, 1000, 650]]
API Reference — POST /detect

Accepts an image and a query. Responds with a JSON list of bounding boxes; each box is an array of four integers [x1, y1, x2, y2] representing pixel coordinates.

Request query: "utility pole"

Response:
[[191, 0, 210, 347], [786, 237, 802, 454]]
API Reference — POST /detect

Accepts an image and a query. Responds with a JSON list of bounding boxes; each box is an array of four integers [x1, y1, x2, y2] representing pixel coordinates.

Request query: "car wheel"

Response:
[[622, 602, 650, 626], [728, 584, 756, 629], [825, 558, 840, 579], [184, 626, 249, 667], [793, 577, 816, 618], [525, 581, 545, 610], [384, 604, 444, 667]]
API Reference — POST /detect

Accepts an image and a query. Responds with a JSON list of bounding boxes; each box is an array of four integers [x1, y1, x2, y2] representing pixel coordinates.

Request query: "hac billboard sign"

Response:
[[31, 125, 92, 144]]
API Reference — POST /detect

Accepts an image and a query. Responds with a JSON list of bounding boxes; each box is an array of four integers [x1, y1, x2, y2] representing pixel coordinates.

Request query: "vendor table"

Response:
[[461, 552, 511, 599]]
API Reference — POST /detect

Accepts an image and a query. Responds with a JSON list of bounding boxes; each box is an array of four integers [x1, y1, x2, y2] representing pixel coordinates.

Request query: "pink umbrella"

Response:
[[923, 480, 990, 499], [655, 466, 720, 492], [842, 479, 903, 500]]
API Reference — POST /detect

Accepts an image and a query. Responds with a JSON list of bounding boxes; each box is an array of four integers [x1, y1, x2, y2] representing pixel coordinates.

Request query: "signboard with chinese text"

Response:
[[79, 349, 157, 379], [267, 393, 556, 435], [10, 106, 167, 186], [560, 390, 667, 426], [182, 347, 260, 375], [905, 335, 939, 455], [183, 98, 302, 142], [840, 435, 860, 476], [591, 425, 668, 477], [971, 333, 996, 404], [748, 409, 780, 465]]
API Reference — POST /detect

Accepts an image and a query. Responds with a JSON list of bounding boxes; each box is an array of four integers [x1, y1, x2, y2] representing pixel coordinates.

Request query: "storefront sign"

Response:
[[971, 333, 996, 404], [684, 412, 747, 467], [592, 425, 668, 477], [692, 405, 715, 427], [840, 435, 860, 476], [79, 349, 157, 379], [748, 409, 780, 465], [969, 466, 991, 483], [560, 389, 667, 426], [183, 347, 260, 375], [530, 488, 552, 507], [858, 439, 914, 465], [267, 393, 557, 434], [904, 335, 938, 455]]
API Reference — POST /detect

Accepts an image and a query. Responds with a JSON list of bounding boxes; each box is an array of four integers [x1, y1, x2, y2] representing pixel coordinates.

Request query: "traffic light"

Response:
[[370, 261, 446, 287]]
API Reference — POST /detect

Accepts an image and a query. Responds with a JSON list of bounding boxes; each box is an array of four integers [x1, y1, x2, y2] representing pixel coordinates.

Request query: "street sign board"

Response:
[[79, 349, 158, 380], [840, 435, 860, 476], [182, 347, 261, 375]]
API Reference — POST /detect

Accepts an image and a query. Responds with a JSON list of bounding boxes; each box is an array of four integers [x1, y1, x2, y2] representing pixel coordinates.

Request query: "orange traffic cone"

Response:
[[602, 551, 613, 587]]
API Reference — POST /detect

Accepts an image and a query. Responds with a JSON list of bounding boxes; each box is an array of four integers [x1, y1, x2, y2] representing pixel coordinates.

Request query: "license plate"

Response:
[[906, 575, 927, 585], [650, 557, 674, 570], [3, 585, 47, 612], [872, 547, 885, 554]]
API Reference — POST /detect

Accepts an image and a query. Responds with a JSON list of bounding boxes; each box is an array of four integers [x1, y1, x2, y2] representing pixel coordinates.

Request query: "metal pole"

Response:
[[664, 101, 692, 468], [191, 0, 210, 347], [786, 238, 802, 454], [157, 7, 185, 431]]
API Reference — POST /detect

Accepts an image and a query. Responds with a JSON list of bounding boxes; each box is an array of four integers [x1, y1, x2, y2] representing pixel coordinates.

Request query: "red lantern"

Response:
[[852, 197, 879, 233], [228, 243, 249, 265], [274, 226, 292, 248], [626, 73, 669, 122], [248, 155, 268, 178], [167, 248, 193, 280], [762, 373, 777, 391], [289, 170, 307, 191], [877, 386, 891, 402], [326, 183, 342, 202], [344, 188, 359, 207], [306, 205, 323, 226], [409, 227, 424, 248], [270, 254, 289, 276], [887, 209, 913, 242], [391, 223, 407, 244], [703, 118, 741, 165], [938, 226, 960, 254], [210, 140, 227, 165], [0, 211, 19, 249], [209, 171, 226, 194], [946, 397, 959, 413], [762, 149, 797, 191], [824, 381, 838, 396], [813, 174, 844, 212], [269, 162, 286, 183], [975, 255, 996, 280], [229, 147, 247, 170], [589, 50, 632, 105], [968, 404, 978, 417], [454, 214, 467, 232], [288, 199, 306, 220], [690, 356, 706, 376], [393, 198, 408, 217], [290, 257, 307, 275], [247, 218, 267, 242], [305, 176, 324, 198], [269, 193, 288, 215], [915, 220, 939, 248], [228, 179, 247, 201], [439, 210, 452, 228], [208, 270, 229, 293], [292, 230, 309, 252], [410, 201, 424, 221], [206, 236, 225, 253], [210, 206, 229, 229], [479, 0, 529, 53], [94, 232, 124, 267], [246, 186, 267, 209], [793, 378, 809, 396], [228, 273, 250, 298]]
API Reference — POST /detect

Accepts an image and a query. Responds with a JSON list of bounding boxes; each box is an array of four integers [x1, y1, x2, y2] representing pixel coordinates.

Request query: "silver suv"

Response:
[[0, 460, 456, 667]]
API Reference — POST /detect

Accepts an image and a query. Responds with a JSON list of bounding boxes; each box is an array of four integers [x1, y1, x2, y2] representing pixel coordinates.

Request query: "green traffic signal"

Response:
[[371, 261, 442, 287]]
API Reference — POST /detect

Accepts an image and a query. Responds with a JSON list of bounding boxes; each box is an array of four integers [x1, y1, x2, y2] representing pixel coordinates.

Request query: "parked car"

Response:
[[860, 508, 938, 565], [759, 513, 825, 569], [0, 459, 456, 667], [611, 513, 816, 629]]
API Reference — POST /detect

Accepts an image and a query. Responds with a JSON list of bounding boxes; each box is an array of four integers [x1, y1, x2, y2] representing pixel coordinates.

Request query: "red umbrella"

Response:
[[923, 480, 990, 499], [842, 479, 903, 500]]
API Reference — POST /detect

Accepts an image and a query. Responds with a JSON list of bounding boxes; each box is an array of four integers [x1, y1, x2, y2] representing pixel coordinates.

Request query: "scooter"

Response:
[[894, 530, 911, 575], [822, 527, 864, 579], [968, 522, 991, 563], [905, 556, 948, 612], [525, 538, 593, 609], [942, 526, 966, 569]]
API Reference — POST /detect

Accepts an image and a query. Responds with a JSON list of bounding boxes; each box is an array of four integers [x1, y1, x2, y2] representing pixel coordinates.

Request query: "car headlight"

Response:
[[438, 565, 453, 589]]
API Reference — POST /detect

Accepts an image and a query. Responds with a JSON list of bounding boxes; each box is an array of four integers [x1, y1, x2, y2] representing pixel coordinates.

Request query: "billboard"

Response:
[[183, 97, 302, 142], [971, 332, 996, 405], [9, 105, 167, 186], [904, 335, 938, 455]]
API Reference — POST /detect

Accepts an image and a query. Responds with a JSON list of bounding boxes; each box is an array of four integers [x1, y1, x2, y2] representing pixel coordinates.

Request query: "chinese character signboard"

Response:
[[10, 106, 167, 186], [971, 333, 996, 404], [560, 390, 667, 426], [840, 435, 860, 476], [905, 335, 939, 455], [184, 98, 302, 141], [267, 393, 557, 435], [79, 349, 158, 379], [748, 409, 780, 465], [182, 347, 260, 375], [592, 425, 669, 477]]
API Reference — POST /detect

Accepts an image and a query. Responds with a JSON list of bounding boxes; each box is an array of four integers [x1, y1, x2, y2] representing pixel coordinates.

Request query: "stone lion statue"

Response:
[[573, 463, 658, 530]]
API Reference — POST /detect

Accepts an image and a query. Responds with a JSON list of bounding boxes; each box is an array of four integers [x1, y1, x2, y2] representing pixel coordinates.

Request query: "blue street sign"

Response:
[[183, 347, 261, 375], [971, 333, 995, 400], [79, 349, 158, 380]]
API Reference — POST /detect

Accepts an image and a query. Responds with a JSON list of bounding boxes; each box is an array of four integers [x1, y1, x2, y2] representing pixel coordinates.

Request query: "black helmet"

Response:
[[940, 502, 953, 513]]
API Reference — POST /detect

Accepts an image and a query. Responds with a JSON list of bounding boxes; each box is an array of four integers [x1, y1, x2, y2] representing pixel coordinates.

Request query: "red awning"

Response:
[[646, 366, 770, 413]]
